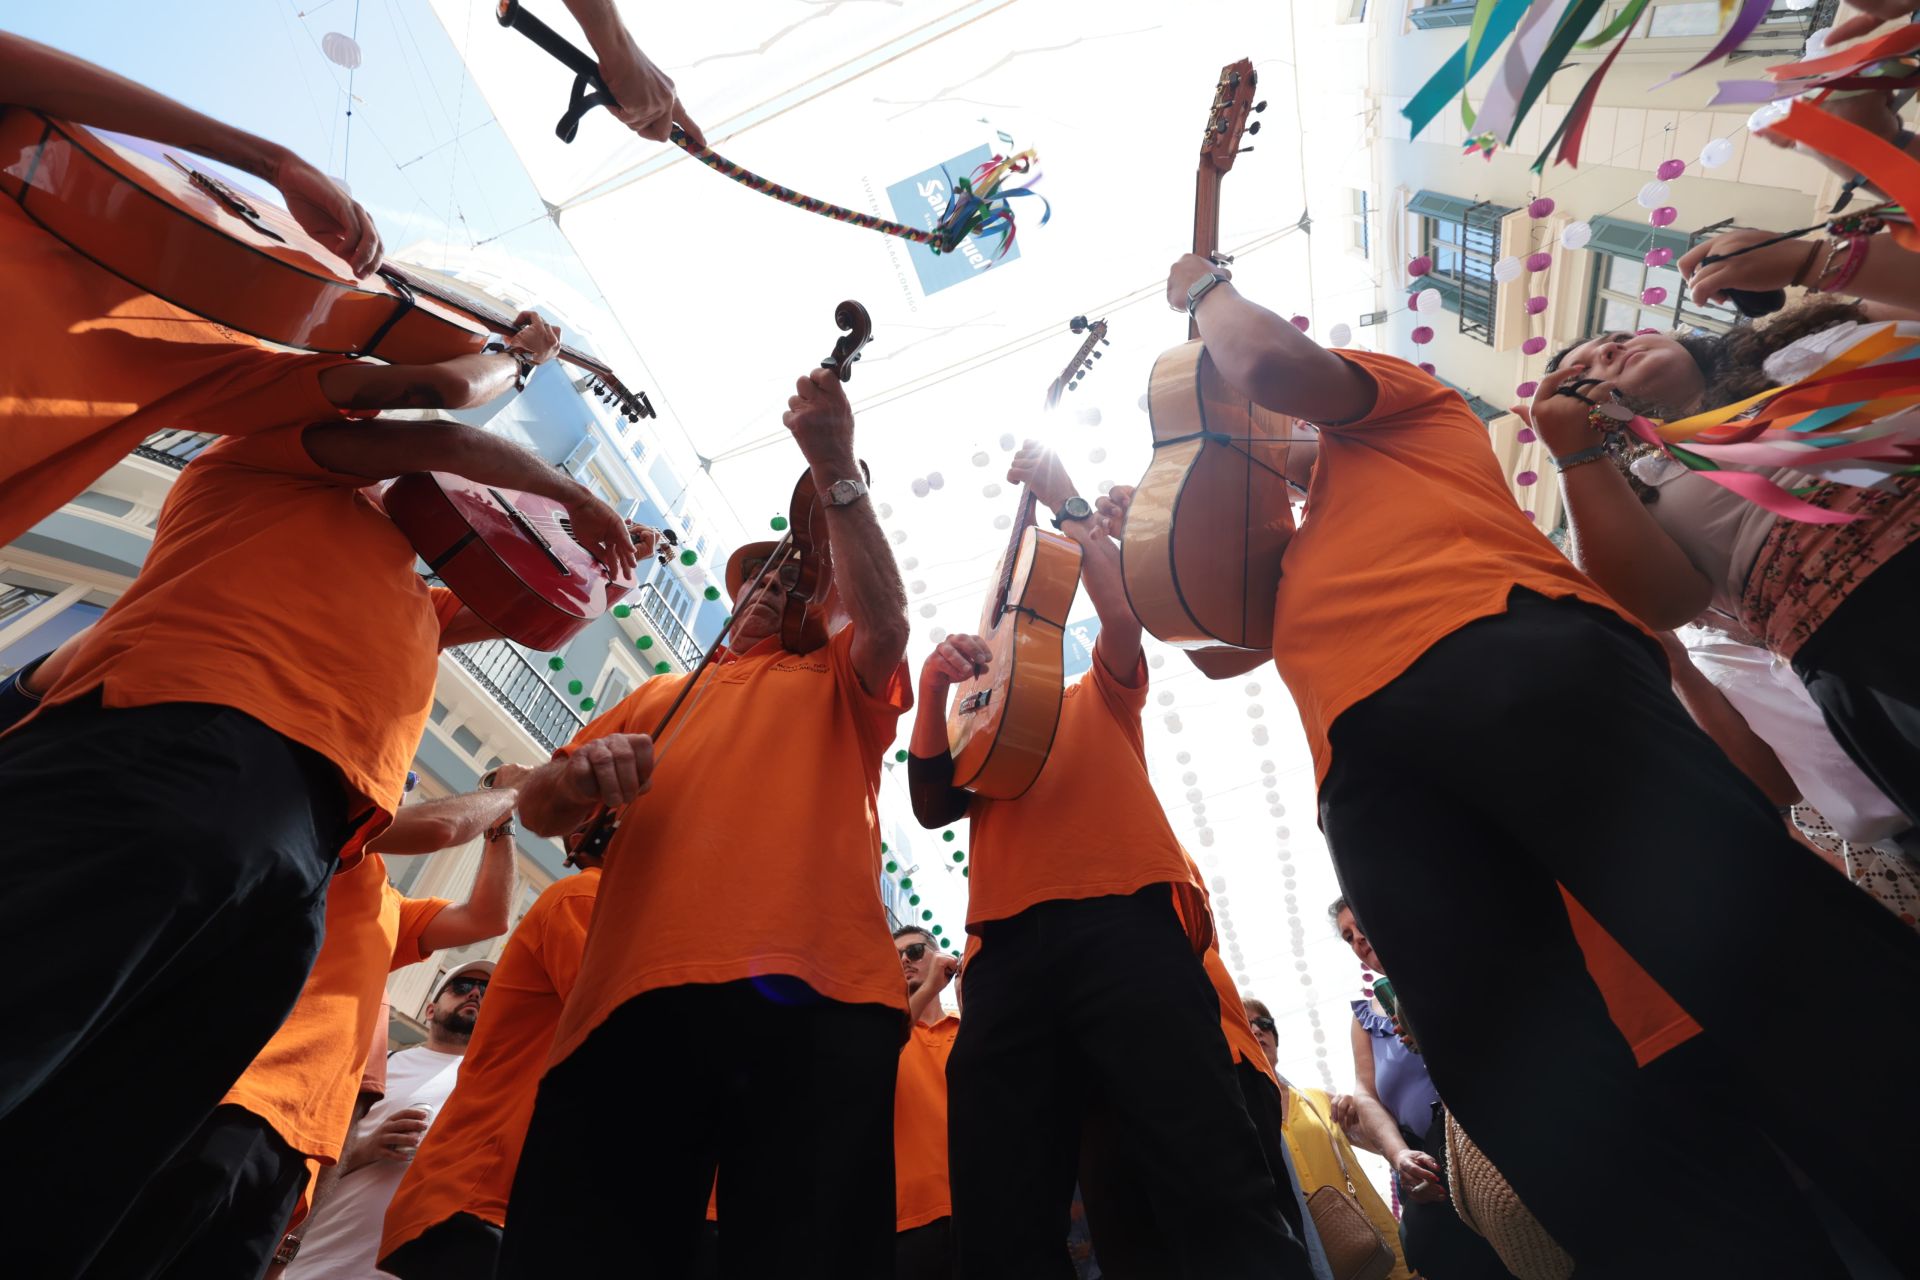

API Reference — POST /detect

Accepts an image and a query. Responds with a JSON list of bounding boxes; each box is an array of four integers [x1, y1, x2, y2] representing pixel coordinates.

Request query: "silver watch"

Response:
[[820, 477, 869, 508]]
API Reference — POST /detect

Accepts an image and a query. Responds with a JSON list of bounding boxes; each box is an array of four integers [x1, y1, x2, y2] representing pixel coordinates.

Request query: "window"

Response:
[[1348, 189, 1371, 259], [1583, 216, 1735, 337], [1410, 0, 1476, 28], [1408, 191, 1512, 345], [598, 666, 633, 710], [658, 575, 695, 621]]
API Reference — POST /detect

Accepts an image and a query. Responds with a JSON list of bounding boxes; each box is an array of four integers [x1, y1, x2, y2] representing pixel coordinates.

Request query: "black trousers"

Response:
[[1394, 1111, 1517, 1279], [0, 697, 342, 1279], [1793, 538, 1920, 829], [381, 1211, 505, 1280], [79, 1104, 308, 1280], [948, 889, 1309, 1280], [896, 1217, 957, 1280], [499, 979, 901, 1280], [1320, 588, 1920, 1279]]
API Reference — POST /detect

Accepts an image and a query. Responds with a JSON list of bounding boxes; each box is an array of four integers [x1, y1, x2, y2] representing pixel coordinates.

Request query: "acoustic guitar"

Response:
[[385, 473, 675, 650], [945, 318, 1110, 799], [0, 108, 654, 420], [1120, 61, 1298, 652]]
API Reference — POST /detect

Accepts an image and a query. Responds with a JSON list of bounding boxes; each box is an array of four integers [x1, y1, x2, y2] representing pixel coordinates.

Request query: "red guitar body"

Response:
[[385, 472, 637, 650]]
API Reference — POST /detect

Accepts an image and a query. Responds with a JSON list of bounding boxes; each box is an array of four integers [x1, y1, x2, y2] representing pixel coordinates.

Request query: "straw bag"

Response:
[[1443, 1110, 1573, 1280], [1296, 1092, 1396, 1280]]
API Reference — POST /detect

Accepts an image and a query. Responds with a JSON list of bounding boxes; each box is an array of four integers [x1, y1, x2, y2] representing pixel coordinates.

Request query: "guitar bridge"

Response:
[[164, 155, 285, 243], [489, 487, 574, 578], [956, 689, 993, 714]]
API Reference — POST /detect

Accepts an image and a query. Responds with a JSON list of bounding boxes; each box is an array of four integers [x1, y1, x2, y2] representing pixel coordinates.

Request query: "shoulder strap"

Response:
[[1293, 1088, 1361, 1196]]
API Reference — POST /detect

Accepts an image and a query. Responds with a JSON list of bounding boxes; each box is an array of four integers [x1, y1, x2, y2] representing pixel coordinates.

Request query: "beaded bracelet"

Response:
[[1550, 442, 1612, 473], [1820, 233, 1870, 295]]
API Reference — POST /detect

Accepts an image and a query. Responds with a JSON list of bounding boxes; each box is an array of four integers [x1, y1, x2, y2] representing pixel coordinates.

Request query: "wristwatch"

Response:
[[820, 477, 870, 508], [1051, 495, 1094, 530], [1186, 272, 1230, 316]]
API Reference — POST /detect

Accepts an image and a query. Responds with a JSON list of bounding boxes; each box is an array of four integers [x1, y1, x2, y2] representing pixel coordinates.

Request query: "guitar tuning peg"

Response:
[[1092, 350, 1104, 359], [1238, 146, 1256, 154], [1248, 121, 1262, 135], [1254, 100, 1268, 113]]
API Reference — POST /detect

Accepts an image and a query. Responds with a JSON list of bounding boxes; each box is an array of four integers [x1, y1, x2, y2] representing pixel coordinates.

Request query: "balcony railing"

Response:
[[444, 638, 587, 754], [135, 430, 217, 469], [636, 582, 705, 668]]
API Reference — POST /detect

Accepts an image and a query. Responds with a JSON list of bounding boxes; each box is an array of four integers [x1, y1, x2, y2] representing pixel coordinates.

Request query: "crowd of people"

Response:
[[5, 1, 1920, 1277]]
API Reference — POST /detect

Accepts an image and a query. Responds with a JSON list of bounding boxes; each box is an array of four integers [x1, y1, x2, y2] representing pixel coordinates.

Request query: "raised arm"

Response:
[[1168, 254, 1377, 425], [782, 369, 910, 694], [1347, 1017, 1445, 1203], [318, 312, 560, 413], [559, 0, 705, 145], [907, 636, 989, 828], [1008, 444, 1139, 678], [367, 787, 516, 855], [0, 32, 380, 274], [417, 816, 519, 952]]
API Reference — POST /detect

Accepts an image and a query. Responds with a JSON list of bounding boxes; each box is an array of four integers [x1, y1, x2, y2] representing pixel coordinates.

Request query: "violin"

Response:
[[565, 301, 872, 859]]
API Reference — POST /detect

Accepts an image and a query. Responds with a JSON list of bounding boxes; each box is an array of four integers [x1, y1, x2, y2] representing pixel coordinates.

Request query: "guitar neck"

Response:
[[384, 263, 614, 381], [1191, 169, 1222, 343], [994, 487, 1039, 614]]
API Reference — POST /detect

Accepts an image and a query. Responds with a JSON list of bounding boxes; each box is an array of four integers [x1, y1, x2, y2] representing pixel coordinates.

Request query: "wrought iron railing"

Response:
[[134, 430, 217, 469], [636, 582, 705, 668], [443, 639, 587, 753]]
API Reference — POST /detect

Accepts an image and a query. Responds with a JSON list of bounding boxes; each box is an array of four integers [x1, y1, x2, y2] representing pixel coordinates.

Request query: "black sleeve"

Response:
[[906, 750, 972, 829], [0, 652, 49, 734]]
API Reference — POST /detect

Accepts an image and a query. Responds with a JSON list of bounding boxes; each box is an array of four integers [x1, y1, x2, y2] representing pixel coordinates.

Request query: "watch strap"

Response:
[[1186, 272, 1229, 316]]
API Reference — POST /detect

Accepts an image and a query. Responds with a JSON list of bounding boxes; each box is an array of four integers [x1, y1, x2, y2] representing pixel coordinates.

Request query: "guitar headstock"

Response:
[[821, 299, 873, 382], [1201, 58, 1264, 175], [581, 366, 657, 422], [1044, 315, 1111, 409]]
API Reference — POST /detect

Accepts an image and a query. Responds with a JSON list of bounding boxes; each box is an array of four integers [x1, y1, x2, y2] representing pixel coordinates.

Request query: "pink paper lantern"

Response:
[[1515, 470, 1538, 487], [1408, 255, 1432, 278], [1517, 427, 1537, 444], [1644, 247, 1674, 267], [1516, 380, 1539, 398], [1521, 335, 1547, 355], [1525, 295, 1549, 315], [1523, 509, 1537, 522], [1656, 158, 1685, 181], [1526, 251, 1554, 273], [1650, 206, 1678, 228], [1291, 315, 1310, 331], [1418, 361, 1437, 374], [1411, 326, 1435, 345], [1636, 327, 1660, 336], [1528, 196, 1556, 218], [1641, 286, 1668, 306]]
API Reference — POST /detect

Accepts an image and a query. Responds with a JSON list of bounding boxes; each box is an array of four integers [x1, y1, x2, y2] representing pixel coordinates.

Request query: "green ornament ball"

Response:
[[962, 866, 970, 878], [567, 679, 583, 695], [881, 841, 889, 854], [547, 656, 565, 671], [771, 515, 789, 531], [899, 876, 912, 889], [931, 925, 943, 937], [885, 860, 898, 874], [704, 585, 720, 601], [921, 909, 933, 921], [613, 603, 632, 618], [637, 635, 654, 650], [655, 660, 672, 674], [909, 894, 920, 906], [942, 830, 955, 843], [679, 548, 697, 566], [580, 696, 596, 711], [953, 850, 966, 862], [894, 749, 908, 763]]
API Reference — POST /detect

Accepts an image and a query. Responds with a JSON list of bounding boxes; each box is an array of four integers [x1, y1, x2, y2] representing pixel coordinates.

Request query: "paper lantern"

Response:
[[920, 604, 936, 617], [1748, 101, 1790, 134], [903, 557, 919, 570], [926, 472, 945, 490], [1521, 336, 1547, 355], [1410, 326, 1435, 345], [1560, 221, 1593, 250], [1656, 158, 1685, 181], [1493, 256, 1523, 283], [1516, 381, 1538, 398], [1418, 362, 1436, 375], [321, 31, 363, 69], [1291, 315, 1311, 331], [930, 627, 948, 643], [1525, 251, 1553, 273], [1517, 427, 1537, 443], [1528, 196, 1556, 218], [1650, 206, 1678, 228], [998, 432, 1016, 450], [1525, 295, 1548, 315], [1515, 470, 1538, 487], [971, 450, 990, 467], [1415, 288, 1443, 314], [1641, 286, 1668, 306], [1644, 247, 1674, 267], [1636, 180, 1670, 209], [1408, 255, 1432, 277], [1700, 138, 1735, 169], [982, 483, 1002, 499], [911, 478, 930, 497], [1328, 322, 1353, 347], [992, 514, 1011, 530], [1088, 446, 1108, 464]]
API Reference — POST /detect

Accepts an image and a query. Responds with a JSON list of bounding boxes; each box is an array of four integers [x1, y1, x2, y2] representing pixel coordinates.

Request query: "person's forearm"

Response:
[[515, 759, 600, 838], [1834, 235, 1920, 313], [910, 679, 955, 757], [369, 789, 515, 855], [463, 827, 518, 935], [906, 749, 972, 829], [907, 979, 943, 1024], [815, 473, 909, 663], [1350, 1091, 1410, 1159], [321, 354, 525, 414], [0, 33, 294, 183], [1668, 663, 1800, 805], [305, 419, 594, 504], [1556, 463, 1712, 630], [562, 0, 629, 49], [1058, 517, 1141, 676], [1189, 284, 1377, 423]]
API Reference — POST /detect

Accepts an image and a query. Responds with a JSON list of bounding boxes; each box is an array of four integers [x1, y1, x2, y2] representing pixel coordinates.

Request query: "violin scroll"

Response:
[[821, 300, 873, 382]]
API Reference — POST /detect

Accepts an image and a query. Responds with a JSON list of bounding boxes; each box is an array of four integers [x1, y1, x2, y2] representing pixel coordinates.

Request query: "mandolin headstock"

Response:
[[579, 365, 658, 422], [1201, 58, 1264, 176], [1044, 315, 1111, 410]]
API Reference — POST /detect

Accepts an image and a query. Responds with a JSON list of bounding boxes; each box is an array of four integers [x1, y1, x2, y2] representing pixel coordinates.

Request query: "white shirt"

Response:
[[282, 1045, 465, 1280], [1683, 625, 1912, 846]]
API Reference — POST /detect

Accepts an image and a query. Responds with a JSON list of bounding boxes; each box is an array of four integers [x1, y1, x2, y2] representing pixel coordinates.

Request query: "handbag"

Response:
[[1443, 1109, 1573, 1280], [1296, 1091, 1396, 1280]]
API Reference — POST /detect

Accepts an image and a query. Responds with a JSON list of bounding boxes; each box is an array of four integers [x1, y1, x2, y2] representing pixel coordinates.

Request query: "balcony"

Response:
[[635, 582, 706, 668], [1410, 0, 1475, 28], [443, 638, 586, 754]]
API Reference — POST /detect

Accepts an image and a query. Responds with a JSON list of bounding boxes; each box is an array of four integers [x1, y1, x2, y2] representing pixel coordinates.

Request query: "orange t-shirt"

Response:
[[1271, 350, 1645, 783], [963, 655, 1204, 932], [547, 626, 912, 1067], [381, 868, 602, 1256], [26, 425, 464, 858], [894, 1014, 960, 1231], [1561, 889, 1700, 1066], [0, 199, 365, 545], [223, 855, 447, 1161], [1202, 943, 1279, 1089]]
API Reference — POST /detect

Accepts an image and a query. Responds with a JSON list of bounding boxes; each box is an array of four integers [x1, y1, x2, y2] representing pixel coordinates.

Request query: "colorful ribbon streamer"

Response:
[[1656, 0, 1777, 87], [1762, 99, 1920, 253], [1403, 0, 1533, 138]]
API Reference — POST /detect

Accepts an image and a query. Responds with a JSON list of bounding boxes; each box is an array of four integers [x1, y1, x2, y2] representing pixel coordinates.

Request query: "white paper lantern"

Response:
[[1157, 691, 1176, 707], [911, 478, 930, 498], [1560, 220, 1593, 250], [1415, 287, 1443, 315], [982, 482, 1002, 500], [1260, 759, 1276, 773], [910, 580, 926, 594], [1138, 393, 1151, 412], [993, 514, 1012, 530], [1185, 786, 1203, 802], [1246, 704, 1264, 719], [1328, 322, 1353, 347], [1748, 101, 1791, 134], [1175, 750, 1191, 764], [878, 502, 894, 519], [1243, 682, 1261, 696], [321, 31, 363, 69], [919, 604, 936, 617], [902, 556, 918, 571], [926, 472, 945, 491], [1199, 828, 1215, 847], [929, 627, 947, 643], [1635, 180, 1670, 210], [1153, 656, 1169, 671], [889, 529, 908, 544], [999, 433, 1017, 450], [1181, 771, 1198, 786], [1276, 825, 1291, 840], [1078, 409, 1103, 428], [1088, 446, 1108, 464], [1251, 724, 1269, 745], [1272, 803, 1286, 817], [1700, 137, 1735, 169], [1493, 256, 1523, 284], [971, 450, 990, 467]]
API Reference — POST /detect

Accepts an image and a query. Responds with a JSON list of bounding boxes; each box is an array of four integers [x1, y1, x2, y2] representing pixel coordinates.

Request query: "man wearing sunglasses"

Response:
[[506, 364, 912, 1278], [907, 444, 1309, 1278], [893, 927, 961, 1280]]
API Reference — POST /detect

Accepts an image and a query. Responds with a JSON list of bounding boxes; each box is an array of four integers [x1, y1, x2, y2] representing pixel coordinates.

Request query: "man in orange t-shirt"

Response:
[[907, 445, 1309, 1278], [502, 365, 911, 1279], [378, 827, 611, 1279], [82, 774, 522, 1280], [892, 926, 961, 1280], [1161, 253, 1920, 1273], [0, 306, 639, 1274]]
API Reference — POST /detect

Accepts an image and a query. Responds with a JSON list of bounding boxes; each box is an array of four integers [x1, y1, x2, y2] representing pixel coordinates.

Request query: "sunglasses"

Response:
[[898, 942, 930, 962], [443, 976, 489, 997], [743, 558, 803, 590], [1249, 1017, 1277, 1035]]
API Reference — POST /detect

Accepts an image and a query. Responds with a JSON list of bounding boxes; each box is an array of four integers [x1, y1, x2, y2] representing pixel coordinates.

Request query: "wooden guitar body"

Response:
[[1122, 341, 1296, 650], [385, 472, 638, 651], [947, 523, 1082, 800], [0, 109, 652, 416]]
